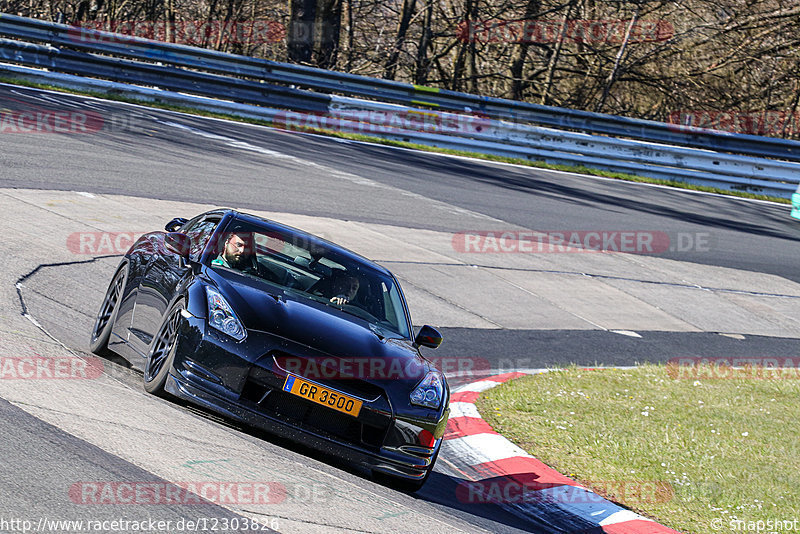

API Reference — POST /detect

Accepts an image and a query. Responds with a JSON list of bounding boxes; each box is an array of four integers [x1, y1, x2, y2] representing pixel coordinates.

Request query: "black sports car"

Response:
[[90, 209, 448, 490]]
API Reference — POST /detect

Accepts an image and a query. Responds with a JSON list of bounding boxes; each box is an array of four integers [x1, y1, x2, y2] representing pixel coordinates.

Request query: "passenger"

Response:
[[327, 271, 361, 306]]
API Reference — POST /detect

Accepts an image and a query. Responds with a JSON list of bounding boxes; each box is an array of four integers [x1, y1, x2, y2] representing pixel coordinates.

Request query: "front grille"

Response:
[[361, 423, 386, 448], [270, 351, 386, 400], [327, 377, 385, 401], [240, 378, 269, 404], [240, 376, 388, 449], [263, 389, 363, 445]]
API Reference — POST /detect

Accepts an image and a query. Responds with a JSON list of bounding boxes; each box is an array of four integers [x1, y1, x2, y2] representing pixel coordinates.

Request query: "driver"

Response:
[[212, 232, 273, 280]]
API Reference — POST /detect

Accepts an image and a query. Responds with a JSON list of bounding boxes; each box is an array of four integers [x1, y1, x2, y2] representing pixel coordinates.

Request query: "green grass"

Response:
[[0, 75, 791, 205], [477, 365, 800, 534]]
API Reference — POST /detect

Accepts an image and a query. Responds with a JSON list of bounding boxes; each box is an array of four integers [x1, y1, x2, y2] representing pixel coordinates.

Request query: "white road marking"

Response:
[[611, 329, 642, 338], [158, 119, 503, 222]]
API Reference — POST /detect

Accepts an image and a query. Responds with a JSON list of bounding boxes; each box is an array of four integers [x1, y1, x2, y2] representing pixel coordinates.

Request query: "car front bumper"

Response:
[[165, 314, 449, 481]]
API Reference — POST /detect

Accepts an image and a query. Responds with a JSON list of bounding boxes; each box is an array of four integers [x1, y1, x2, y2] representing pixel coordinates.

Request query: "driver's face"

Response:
[[224, 235, 247, 264]]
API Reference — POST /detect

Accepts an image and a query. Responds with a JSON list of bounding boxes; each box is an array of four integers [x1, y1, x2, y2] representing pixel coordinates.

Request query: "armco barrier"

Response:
[[0, 38, 330, 113], [1, 13, 799, 162], [0, 12, 799, 197]]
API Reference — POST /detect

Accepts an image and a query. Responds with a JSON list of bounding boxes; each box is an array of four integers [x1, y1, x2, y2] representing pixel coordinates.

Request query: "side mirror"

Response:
[[165, 217, 188, 232], [415, 325, 443, 349], [165, 232, 191, 258]]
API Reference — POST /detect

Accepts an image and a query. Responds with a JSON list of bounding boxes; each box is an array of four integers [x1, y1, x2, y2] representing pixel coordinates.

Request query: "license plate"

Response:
[[282, 374, 362, 417]]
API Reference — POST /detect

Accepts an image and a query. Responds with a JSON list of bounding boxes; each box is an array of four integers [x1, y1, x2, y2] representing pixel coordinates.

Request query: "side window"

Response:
[[183, 217, 220, 260], [179, 215, 204, 234]]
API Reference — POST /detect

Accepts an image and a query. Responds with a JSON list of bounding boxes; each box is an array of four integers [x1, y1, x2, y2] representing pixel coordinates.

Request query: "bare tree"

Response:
[[314, 0, 342, 68], [384, 0, 416, 79], [288, 0, 315, 63], [508, 0, 541, 100]]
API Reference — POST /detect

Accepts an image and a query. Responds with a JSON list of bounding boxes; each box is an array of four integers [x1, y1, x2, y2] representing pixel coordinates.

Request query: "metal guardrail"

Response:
[[0, 12, 798, 198], [2, 12, 800, 164], [2, 60, 793, 197], [0, 38, 330, 112]]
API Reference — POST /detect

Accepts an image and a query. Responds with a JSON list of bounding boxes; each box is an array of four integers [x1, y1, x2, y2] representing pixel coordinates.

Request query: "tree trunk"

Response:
[[782, 76, 800, 138], [413, 0, 433, 84], [164, 0, 174, 43], [384, 0, 416, 80], [315, 0, 342, 69], [540, 1, 573, 105], [596, 6, 640, 112], [452, 0, 478, 91], [344, 0, 354, 71], [288, 0, 316, 63], [203, 0, 219, 49], [508, 0, 541, 100]]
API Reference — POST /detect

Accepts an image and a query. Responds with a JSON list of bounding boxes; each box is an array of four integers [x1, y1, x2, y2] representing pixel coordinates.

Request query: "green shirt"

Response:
[[211, 255, 231, 268]]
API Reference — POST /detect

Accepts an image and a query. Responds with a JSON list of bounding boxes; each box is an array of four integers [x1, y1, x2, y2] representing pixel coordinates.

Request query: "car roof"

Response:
[[216, 209, 393, 277]]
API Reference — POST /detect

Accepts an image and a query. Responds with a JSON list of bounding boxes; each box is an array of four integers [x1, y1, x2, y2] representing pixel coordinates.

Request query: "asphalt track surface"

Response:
[[3, 83, 799, 364], [1, 83, 799, 533], [2, 84, 799, 281]]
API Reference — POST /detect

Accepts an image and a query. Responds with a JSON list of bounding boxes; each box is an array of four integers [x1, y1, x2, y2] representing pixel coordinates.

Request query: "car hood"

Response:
[[205, 269, 429, 381]]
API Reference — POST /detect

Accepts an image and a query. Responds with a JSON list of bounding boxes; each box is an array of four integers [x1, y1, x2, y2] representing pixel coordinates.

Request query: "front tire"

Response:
[[89, 264, 128, 356], [144, 300, 184, 397]]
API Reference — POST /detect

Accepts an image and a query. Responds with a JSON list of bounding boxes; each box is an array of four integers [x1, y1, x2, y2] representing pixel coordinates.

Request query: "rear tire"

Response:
[[89, 264, 128, 356], [143, 300, 184, 397]]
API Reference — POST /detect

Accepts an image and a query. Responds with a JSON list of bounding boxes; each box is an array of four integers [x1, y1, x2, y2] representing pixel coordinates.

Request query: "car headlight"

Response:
[[410, 370, 444, 409], [206, 287, 246, 341]]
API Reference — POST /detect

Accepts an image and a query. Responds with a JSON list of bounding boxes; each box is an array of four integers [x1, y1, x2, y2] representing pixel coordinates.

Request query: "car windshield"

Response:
[[208, 220, 411, 338]]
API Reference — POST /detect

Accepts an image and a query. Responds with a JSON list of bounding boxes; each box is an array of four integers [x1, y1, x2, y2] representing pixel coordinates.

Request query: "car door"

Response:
[[128, 215, 221, 355]]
